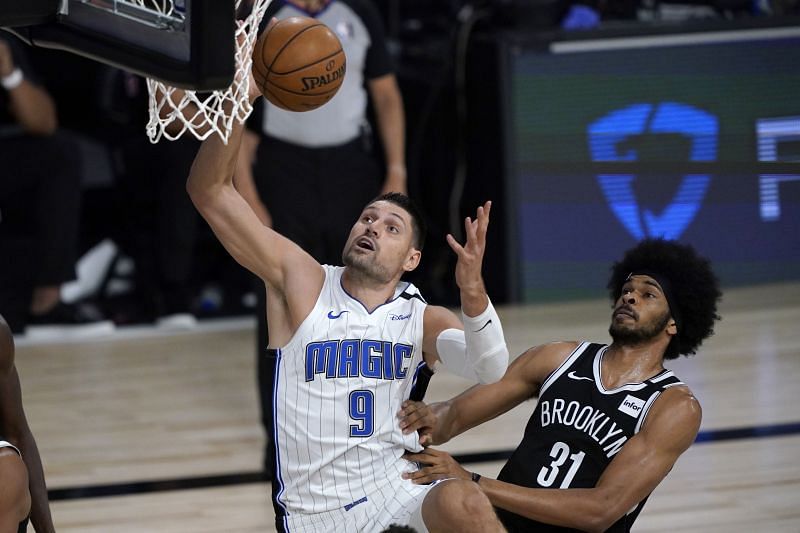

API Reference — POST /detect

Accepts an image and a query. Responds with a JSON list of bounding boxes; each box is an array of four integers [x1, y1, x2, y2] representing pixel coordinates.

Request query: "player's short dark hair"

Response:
[[607, 239, 722, 360], [370, 192, 427, 251]]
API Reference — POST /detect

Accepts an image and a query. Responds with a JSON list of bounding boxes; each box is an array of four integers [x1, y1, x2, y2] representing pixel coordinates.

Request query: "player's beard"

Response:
[[609, 309, 671, 346], [342, 246, 393, 284]]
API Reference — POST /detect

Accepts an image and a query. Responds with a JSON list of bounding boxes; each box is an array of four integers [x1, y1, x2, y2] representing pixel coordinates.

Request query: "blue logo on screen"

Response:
[[587, 102, 718, 240]]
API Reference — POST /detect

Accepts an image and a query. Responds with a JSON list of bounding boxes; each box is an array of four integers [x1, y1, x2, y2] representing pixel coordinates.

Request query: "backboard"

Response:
[[0, 0, 236, 90]]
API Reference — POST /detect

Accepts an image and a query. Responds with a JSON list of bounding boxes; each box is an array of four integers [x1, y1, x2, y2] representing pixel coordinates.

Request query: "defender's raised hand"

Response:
[[447, 201, 492, 316]]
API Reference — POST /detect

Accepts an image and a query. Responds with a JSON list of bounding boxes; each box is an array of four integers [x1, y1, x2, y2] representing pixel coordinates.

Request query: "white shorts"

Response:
[[280, 478, 442, 533]]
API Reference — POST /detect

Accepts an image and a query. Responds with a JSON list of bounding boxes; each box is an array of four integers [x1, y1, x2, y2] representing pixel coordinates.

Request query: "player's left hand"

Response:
[[397, 400, 436, 446], [402, 448, 471, 484], [447, 201, 491, 299]]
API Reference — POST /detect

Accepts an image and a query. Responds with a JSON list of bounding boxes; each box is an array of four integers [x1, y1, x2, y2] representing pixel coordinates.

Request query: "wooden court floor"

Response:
[[14, 281, 800, 532]]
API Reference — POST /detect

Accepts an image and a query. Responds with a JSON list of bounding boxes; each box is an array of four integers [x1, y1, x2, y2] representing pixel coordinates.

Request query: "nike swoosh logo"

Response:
[[327, 310, 349, 319], [567, 371, 594, 382], [475, 319, 492, 332]]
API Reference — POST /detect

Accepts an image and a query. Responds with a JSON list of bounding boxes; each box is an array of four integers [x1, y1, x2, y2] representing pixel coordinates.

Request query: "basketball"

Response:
[[252, 17, 346, 112]]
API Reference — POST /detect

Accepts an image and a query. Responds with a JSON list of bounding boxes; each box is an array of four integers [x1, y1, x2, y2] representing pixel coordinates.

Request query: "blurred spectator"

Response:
[[25, 51, 205, 329], [0, 32, 113, 337], [99, 68, 201, 328]]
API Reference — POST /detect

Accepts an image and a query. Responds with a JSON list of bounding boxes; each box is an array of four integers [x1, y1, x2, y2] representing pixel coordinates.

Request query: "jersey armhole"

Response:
[[278, 266, 335, 352]]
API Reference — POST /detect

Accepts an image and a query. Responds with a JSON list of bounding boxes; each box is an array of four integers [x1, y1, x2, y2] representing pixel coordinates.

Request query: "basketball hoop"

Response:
[[145, 0, 271, 143]]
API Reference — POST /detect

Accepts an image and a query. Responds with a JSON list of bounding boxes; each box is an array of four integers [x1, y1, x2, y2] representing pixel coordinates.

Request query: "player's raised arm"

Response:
[[187, 117, 321, 286], [185, 58, 323, 311], [421, 201, 509, 384]]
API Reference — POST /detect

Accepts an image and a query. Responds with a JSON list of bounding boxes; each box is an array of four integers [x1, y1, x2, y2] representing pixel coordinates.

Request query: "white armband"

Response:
[[434, 298, 509, 384], [1, 68, 23, 91]]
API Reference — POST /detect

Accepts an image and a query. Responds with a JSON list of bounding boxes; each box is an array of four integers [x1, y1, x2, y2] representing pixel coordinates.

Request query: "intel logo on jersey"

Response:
[[618, 395, 646, 418], [587, 102, 718, 240]]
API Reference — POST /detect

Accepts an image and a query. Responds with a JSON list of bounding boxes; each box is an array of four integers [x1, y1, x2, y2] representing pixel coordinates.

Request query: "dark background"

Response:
[[5, 1, 800, 311]]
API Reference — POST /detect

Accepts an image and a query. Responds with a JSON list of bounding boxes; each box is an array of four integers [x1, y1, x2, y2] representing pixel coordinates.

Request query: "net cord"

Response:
[[145, 0, 270, 144]]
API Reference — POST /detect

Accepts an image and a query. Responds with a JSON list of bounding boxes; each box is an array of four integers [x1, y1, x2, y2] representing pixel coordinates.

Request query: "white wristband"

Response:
[[434, 298, 509, 384], [1, 68, 23, 90]]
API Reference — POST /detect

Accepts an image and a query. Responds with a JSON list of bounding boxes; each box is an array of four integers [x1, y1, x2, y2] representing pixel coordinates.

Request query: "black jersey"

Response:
[[496, 342, 685, 532]]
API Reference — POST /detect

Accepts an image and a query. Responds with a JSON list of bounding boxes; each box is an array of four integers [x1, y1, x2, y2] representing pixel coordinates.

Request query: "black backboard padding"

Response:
[[0, 0, 59, 27], [2, 0, 235, 91]]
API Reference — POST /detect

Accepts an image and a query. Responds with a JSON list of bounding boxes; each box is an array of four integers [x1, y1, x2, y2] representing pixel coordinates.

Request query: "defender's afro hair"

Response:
[[607, 239, 722, 359]]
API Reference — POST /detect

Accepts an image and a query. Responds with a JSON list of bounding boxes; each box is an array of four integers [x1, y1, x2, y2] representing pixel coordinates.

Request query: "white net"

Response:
[[145, 0, 270, 144], [123, 0, 183, 17]]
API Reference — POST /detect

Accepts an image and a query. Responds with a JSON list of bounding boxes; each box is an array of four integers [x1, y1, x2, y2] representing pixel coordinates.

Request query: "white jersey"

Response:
[[272, 265, 429, 519]]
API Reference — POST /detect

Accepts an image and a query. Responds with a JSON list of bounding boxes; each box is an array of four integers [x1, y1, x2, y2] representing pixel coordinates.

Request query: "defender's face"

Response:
[[342, 201, 420, 282], [609, 275, 674, 343]]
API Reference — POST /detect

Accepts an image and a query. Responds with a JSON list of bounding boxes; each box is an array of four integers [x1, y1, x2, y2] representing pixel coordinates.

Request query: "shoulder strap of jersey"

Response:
[[647, 369, 685, 389], [633, 370, 687, 433], [399, 282, 426, 304], [539, 342, 603, 396]]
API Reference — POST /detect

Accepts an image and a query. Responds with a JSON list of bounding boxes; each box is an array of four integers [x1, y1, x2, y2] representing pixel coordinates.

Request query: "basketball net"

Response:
[[144, 0, 271, 144]]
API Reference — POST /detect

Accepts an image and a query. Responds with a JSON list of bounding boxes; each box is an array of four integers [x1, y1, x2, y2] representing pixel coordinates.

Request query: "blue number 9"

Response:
[[349, 390, 374, 437]]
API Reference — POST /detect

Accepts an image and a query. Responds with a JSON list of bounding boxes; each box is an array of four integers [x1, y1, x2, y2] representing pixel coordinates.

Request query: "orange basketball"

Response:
[[252, 17, 346, 112]]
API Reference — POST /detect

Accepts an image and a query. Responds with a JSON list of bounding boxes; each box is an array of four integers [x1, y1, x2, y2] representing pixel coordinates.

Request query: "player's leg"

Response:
[[412, 479, 506, 533], [0, 445, 31, 532]]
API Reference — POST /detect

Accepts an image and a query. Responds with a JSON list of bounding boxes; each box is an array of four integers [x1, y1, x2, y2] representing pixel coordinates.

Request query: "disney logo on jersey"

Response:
[[389, 313, 411, 321], [618, 394, 646, 418], [305, 339, 414, 382]]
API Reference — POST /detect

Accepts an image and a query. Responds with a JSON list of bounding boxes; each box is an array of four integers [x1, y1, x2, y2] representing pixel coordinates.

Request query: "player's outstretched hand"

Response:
[[402, 448, 471, 484], [398, 400, 439, 446], [446, 201, 491, 299]]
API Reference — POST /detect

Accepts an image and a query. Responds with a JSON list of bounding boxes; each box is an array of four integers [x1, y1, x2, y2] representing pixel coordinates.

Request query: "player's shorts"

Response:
[[0, 440, 29, 533], [0, 440, 21, 456], [279, 477, 442, 533]]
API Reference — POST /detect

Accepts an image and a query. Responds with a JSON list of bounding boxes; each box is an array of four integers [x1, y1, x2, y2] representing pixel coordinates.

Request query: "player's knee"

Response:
[[0, 450, 31, 524], [423, 479, 496, 531]]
